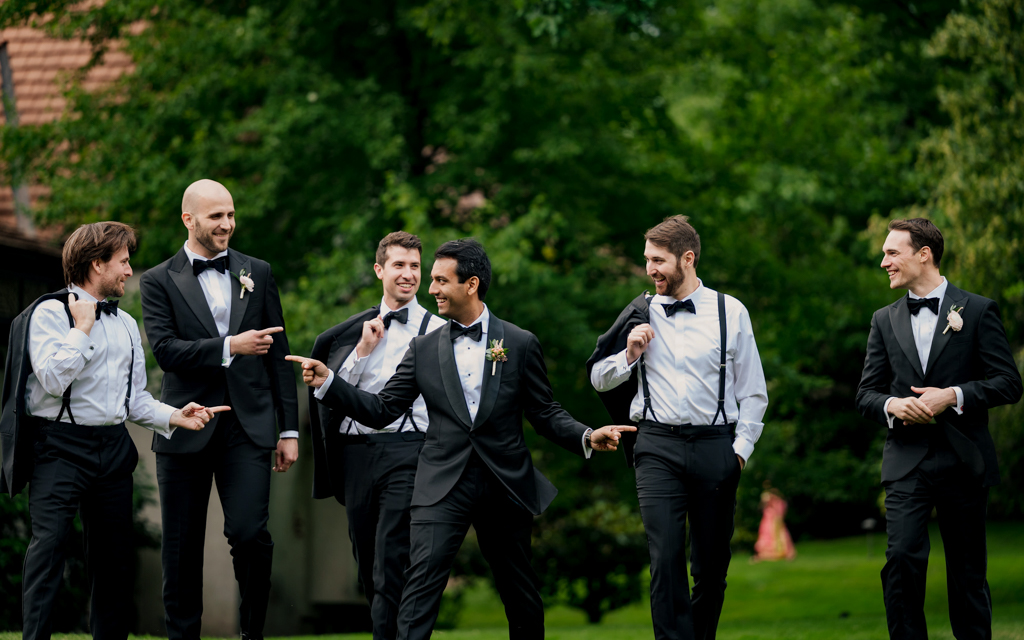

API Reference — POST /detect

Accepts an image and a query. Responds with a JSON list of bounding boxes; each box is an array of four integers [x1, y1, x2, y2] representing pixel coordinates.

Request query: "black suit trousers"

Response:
[[634, 424, 740, 640], [156, 412, 274, 640], [882, 438, 991, 640], [338, 438, 422, 640], [22, 421, 137, 640], [396, 459, 543, 640]]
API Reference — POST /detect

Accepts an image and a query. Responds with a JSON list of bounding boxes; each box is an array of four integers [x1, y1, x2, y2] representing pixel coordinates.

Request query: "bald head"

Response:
[[182, 179, 232, 214], [181, 179, 236, 258]]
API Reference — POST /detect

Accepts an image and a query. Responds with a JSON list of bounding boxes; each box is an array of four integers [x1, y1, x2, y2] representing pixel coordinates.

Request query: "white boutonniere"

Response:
[[232, 268, 255, 299], [485, 339, 509, 375], [943, 304, 965, 334]]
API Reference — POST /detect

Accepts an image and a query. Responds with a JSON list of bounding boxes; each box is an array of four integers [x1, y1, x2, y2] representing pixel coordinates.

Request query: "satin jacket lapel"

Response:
[[889, 297, 925, 380], [472, 315, 504, 430], [438, 321, 473, 428], [228, 250, 252, 336], [925, 285, 969, 377], [168, 249, 221, 339]]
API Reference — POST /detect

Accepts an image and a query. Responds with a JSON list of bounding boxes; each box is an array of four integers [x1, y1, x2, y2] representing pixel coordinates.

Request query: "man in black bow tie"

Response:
[[289, 239, 634, 639], [298, 231, 444, 640], [2, 222, 220, 640], [856, 218, 1021, 640], [140, 179, 299, 640], [587, 215, 768, 640]]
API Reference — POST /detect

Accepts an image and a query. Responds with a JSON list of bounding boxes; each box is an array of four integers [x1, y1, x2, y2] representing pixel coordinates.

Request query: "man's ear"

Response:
[[919, 246, 933, 265], [182, 211, 194, 231], [466, 275, 480, 297], [373, 263, 385, 281], [683, 250, 696, 268]]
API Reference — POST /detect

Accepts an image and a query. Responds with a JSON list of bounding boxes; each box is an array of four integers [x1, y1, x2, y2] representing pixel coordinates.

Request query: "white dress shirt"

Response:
[[883, 277, 964, 428], [590, 281, 769, 462], [316, 297, 444, 434], [25, 284, 175, 436], [451, 306, 490, 423]]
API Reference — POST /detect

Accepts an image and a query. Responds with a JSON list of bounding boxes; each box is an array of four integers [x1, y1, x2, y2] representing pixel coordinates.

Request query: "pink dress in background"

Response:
[[753, 491, 797, 561]]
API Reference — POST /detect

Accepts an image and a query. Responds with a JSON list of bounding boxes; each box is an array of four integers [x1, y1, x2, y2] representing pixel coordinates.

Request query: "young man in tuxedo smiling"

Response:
[[856, 218, 1021, 640], [140, 179, 299, 640], [289, 239, 634, 640], [303, 231, 445, 640]]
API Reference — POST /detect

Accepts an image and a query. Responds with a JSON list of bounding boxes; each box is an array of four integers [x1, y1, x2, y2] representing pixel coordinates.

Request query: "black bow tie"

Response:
[[95, 299, 119, 320], [382, 308, 409, 329], [662, 299, 696, 317], [450, 322, 483, 342], [907, 297, 940, 316], [193, 256, 228, 277]]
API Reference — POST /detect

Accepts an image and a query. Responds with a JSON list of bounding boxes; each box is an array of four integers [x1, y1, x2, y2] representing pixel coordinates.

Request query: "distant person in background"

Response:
[[1, 221, 220, 640], [856, 218, 1022, 640], [751, 483, 796, 563]]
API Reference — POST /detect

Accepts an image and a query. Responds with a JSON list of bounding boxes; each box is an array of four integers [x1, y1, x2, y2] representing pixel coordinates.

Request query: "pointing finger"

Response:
[[257, 326, 285, 336], [207, 406, 231, 414], [285, 355, 308, 364]]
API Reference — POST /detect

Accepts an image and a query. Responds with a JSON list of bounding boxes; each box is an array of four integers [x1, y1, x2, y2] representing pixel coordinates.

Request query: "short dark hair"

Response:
[[376, 231, 423, 266], [888, 218, 944, 268], [434, 238, 491, 301], [644, 215, 701, 267], [62, 221, 138, 287]]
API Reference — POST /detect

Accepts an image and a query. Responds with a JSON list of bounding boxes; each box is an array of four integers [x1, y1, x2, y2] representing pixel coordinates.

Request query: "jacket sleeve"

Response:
[[140, 269, 224, 372], [260, 265, 300, 433], [855, 310, 894, 426], [320, 341, 418, 429], [521, 333, 590, 457], [959, 299, 1023, 411]]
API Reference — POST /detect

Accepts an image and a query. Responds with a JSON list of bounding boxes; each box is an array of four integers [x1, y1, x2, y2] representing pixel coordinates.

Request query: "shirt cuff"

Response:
[[951, 386, 964, 415], [883, 397, 898, 429], [279, 430, 299, 439], [314, 369, 336, 401], [733, 437, 754, 462], [156, 403, 177, 439], [65, 327, 97, 362], [619, 349, 640, 373], [221, 337, 234, 367], [583, 428, 593, 460]]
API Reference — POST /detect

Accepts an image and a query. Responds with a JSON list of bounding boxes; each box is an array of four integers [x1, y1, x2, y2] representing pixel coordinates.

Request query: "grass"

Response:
[[4, 522, 1022, 640]]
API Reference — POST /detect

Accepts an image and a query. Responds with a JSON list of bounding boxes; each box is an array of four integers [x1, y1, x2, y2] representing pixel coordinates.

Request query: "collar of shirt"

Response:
[[908, 276, 948, 302], [381, 296, 423, 322], [452, 304, 489, 338], [68, 283, 100, 305], [651, 279, 705, 316], [183, 241, 229, 265]]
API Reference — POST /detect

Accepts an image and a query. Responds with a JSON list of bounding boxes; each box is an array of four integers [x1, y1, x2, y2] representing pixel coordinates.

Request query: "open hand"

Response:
[[590, 425, 638, 451], [171, 402, 230, 431], [355, 317, 386, 358], [274, 438, 299, 472], [626, 324, 654, 364], [230, 326, 284, 356], [285, 355, 331, 388]]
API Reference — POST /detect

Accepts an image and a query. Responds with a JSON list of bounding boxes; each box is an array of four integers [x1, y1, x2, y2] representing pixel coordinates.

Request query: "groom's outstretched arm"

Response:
[[288, 344, 419, 430]]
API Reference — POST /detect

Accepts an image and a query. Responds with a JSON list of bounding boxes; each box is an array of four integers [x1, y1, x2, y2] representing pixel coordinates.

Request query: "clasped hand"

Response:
[[890, 386, 957, 425]]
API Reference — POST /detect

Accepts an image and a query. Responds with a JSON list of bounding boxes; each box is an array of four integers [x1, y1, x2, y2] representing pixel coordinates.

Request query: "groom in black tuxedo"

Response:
[[856, 218, 1021, 640], [140, 179, 299, 640], [289, 239, 633, 640]]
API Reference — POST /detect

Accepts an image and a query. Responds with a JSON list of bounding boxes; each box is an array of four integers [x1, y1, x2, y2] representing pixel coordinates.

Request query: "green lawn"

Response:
[[5, 522, 1023, 640]]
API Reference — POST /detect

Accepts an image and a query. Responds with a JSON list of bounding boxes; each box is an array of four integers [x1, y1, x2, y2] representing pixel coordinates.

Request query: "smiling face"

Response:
[[375, 245, 421, 310], [93, 246, 133, 299], [428, 257, 479, 324], [183, 186, 235, 258], [881, 229, 929, 291], [644, 240, 692, 299]]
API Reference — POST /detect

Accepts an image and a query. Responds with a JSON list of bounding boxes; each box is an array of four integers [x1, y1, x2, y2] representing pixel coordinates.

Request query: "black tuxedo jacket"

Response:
[[318, 311, 589, 515], [856, 283, 1022, 487], [585, 292, 651, 467], [1, 290, 72, 496], [307, 306, 380, 501], [140, 247, 298, 453]]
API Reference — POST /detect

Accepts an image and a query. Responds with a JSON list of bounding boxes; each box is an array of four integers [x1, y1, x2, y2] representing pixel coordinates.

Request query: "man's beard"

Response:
[[660, 263, 686, 297], [98, 276, 124, 299], [196, 225, 230, 255]]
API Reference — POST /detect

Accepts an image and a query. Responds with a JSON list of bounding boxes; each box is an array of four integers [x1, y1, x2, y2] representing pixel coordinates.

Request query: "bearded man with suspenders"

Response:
[[304, 232, 444, 639], [588, 215, 769, 640]]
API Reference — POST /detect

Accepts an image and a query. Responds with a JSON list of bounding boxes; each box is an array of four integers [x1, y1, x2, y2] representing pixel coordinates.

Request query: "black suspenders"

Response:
[[55, 301, 134, 426], [640, 291, 729, 426], [397, 311, 435, 433]]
